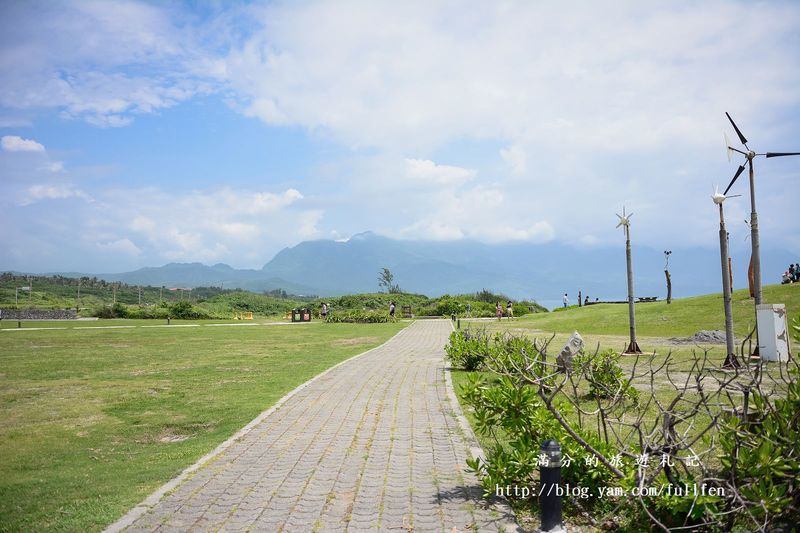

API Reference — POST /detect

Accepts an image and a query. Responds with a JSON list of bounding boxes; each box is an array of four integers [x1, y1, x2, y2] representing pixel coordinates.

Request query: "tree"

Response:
[[377, 267, 401, 293]]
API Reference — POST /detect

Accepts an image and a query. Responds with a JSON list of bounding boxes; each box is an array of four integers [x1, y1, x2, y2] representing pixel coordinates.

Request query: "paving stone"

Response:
[[119, 320, 518, 532]]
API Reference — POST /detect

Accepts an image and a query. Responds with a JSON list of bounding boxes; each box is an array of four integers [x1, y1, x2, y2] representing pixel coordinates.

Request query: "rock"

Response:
[[557, 331, 584, 372]]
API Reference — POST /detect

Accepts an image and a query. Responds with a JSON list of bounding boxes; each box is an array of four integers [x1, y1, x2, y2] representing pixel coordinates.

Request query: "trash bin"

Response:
[[301, 308, 311, 322], [291, 308, 301, 322]]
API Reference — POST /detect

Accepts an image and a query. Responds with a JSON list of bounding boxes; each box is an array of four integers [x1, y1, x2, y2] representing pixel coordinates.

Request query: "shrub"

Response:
[[168, 300, 210, 319], [445, 329, 492, 370], [575, 348, 639, 404], [325, 310, 392, 323], [459, 324, 800, 531]]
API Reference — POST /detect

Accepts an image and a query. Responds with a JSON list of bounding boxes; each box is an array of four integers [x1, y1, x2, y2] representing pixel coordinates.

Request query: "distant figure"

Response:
[[595, 298, 599, 303], [506, 300, 513, 319], [783, 271, 792, 284], [563, 293, 569, 308], [794, 263, 800, 282], [321, 302, 328, 319], [584, 296, 589, 306], [466, 302, 472, 318], [389, 301, 396, 318], [495, 302, 503, 321]]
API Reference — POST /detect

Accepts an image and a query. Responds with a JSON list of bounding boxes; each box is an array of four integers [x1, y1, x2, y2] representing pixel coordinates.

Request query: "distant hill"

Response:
[[11, 231, 795, 306]]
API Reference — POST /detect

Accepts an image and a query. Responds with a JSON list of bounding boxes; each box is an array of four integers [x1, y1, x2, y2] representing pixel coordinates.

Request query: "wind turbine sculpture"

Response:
[[713, 186, 740, 368], [723, 112, 800, 309], [616, 206, 642, 354]]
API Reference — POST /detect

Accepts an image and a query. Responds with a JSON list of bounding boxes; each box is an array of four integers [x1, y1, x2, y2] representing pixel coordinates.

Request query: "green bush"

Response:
[[168, 300, 210, 319], [715, 315, 800, 529], [445, 329, 492, 370], [575, 349, 639, 404], [325, 310, 392, 323], [461, 373, 621, 514]]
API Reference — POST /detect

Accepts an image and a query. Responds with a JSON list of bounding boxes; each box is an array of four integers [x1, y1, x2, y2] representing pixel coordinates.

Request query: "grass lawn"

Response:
[[0, 320, 407, 532], [508, 283, 799, 338]]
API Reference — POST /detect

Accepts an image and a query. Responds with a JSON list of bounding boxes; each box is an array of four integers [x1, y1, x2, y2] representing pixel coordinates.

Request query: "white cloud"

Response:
[[2, 135, 45, 152], [0, 1, 210, 126], [500, 145, 526, 176], [107, 186, 313, 264], [20, 184, 92, 205], [96, 238, 141, 256], [220, 2, 800, 152], [405, 158, 476, 187]]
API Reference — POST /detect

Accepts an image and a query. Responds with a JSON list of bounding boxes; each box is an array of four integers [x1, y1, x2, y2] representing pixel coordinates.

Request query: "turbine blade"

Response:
[[725, 112, 748, 146], [724, 132, 732, 162], [723, 165, 745, 195], [765, 152, 800, 158]]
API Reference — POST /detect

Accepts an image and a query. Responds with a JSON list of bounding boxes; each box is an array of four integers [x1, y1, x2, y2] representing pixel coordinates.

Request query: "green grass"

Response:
[[0, 320, 407, 532], [507, 283, 799, 337]]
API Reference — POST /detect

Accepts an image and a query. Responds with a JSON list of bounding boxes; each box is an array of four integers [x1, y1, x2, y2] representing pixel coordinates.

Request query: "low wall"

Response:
[[0, 308, 78, 320]]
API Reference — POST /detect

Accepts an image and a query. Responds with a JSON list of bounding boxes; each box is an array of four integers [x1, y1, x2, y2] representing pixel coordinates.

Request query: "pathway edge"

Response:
[[104, 322, 412, 533], [442, 321, 522, 532]]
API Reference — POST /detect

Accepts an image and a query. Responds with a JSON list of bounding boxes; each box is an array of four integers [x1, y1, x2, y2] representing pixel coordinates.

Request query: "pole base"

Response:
[[722, 353, 740, 369], [623, 341, 642, 355]]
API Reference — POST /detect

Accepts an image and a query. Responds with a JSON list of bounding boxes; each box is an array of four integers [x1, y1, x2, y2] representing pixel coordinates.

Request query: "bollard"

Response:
[[167, 316, 171, 325], [18, 320, 22, 328], [457, 318, 461, 329], [539, 440, 564, 532]]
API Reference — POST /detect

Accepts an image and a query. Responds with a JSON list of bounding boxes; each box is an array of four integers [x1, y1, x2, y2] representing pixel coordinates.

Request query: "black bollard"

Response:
[[457, 319, 460, 329], [540, 440, 563, 532], [18, 320, 22, 328]]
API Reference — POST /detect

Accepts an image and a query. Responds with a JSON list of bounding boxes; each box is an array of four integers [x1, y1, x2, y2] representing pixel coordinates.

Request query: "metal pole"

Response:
[[77, 280, 81, 312], [15, 287, 18, 306], [719, 204, 737, 367], [29, 276, 32, 305], [138, 286, 141, 305], [625, 225, 640, 353], [539, 440, 563, 532], [748, 160, 762, 306]]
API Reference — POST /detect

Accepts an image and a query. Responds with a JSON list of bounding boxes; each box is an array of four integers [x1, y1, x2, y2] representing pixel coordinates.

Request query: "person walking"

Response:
[[563, 293, 569, 308], [389, 301, 396, 318], [495, 302, 503, 321], [321, 302, 328, 319], [506, 300, 513, 320]]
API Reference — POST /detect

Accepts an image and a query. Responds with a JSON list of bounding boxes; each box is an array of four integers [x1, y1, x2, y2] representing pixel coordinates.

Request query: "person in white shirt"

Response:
[[563, 293, 569, 308]]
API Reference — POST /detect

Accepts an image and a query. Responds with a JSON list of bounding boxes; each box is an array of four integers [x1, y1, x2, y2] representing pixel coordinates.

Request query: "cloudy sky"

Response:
[[1, 0, 799, 273]]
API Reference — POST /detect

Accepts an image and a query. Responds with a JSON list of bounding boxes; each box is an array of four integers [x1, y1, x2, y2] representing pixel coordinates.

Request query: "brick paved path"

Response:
[[113, 319, 517, 532]]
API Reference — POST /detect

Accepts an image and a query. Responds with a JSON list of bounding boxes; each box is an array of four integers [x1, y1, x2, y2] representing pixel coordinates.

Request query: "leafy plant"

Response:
[[445, 328, 492, 370]]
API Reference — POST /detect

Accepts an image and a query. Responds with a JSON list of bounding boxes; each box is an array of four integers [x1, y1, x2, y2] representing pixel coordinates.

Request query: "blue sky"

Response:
[[1, 0, 799, 273]]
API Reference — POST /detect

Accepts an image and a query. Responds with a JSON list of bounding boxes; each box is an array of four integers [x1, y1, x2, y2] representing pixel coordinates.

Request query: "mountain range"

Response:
[[34, 232, 795, 308]]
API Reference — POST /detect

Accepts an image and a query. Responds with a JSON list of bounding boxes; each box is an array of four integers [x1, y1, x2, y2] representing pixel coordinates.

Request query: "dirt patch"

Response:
[[669, 330, 731, 345], [331, 336, 379, 347], [158, 433, 191, 443]]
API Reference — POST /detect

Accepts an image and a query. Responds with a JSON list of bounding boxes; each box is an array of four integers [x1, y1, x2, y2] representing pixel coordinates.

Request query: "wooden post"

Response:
[[719, 204, 738, 368], [624, 224, 641, 354]]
